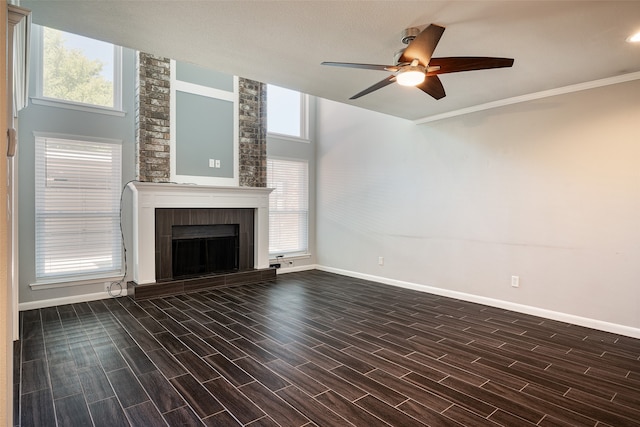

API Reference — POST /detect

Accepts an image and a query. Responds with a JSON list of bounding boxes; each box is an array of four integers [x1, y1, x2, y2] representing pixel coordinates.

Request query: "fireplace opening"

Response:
[[171, 224, 239, 279]]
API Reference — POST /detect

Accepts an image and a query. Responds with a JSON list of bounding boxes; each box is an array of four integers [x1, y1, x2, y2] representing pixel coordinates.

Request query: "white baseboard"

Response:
[[19, 266, 640, 339], [315, 265, 640, 339], [19, 287, 128, 311]]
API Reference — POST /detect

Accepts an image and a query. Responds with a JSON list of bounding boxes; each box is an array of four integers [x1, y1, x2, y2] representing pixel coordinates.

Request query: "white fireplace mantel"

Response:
[[128, 182, 272, 284]]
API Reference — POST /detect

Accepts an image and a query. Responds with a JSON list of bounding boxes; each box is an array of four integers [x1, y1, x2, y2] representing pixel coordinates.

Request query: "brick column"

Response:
[[135, 58, 266, 187], [238, 78, 267, 188], [136, 53, 171, 182]]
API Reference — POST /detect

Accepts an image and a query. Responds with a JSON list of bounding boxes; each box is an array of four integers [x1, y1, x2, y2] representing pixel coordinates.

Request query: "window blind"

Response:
[[35, 136, 122, 281], [267, 158, 309, 255]]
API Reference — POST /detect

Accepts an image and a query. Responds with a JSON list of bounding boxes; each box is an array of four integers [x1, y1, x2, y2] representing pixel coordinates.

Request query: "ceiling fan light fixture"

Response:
[[396, 66, 426, 86], [626, 31, 640, 43], [321, 23, 515, 100]]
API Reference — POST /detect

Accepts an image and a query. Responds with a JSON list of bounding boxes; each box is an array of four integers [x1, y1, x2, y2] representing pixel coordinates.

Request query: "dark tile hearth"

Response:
[[15, 270, 640, 426], [128, 268, 276, 299]]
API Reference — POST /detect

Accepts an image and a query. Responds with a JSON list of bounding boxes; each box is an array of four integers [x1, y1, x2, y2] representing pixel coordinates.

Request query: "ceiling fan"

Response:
[[322, 24, 514, 100]]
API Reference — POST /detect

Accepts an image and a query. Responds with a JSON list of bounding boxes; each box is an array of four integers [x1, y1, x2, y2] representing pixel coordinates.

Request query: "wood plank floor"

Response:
[[14, 270, 640, 426]]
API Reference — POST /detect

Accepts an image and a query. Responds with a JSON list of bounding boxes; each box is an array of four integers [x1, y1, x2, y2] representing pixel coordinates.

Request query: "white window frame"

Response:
[[33, 132, 124, 286], [31, 24, 124, 116], [267, 157, 309, 257], [266, 84, 309, 142]]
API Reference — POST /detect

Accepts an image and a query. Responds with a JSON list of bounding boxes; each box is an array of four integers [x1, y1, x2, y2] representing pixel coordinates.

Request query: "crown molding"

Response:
[[414, 71, 640, 125]]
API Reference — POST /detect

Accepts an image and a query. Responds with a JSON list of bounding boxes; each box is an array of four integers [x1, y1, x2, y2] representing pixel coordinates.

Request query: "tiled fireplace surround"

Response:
[[127, 182, 275, 299]]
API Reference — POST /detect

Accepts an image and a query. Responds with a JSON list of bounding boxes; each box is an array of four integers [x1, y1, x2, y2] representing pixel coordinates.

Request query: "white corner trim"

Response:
[[315, 265, 640, 339], [19, 288, 129, 311], [414, 71, 640, 125]]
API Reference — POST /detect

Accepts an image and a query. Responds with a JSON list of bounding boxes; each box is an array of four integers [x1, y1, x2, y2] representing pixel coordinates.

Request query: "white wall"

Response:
[[316, 79, 640, 334]]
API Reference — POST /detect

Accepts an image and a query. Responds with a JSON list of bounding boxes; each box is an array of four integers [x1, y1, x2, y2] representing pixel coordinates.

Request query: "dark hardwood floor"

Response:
[[14, 270, 640, 426]]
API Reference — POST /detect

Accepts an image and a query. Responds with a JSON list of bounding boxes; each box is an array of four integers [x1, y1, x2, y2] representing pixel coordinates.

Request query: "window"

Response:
[[38, 25, 122, 110], [267, 158, 309, 255], [267, 84, 308, 140], [35, 135, 123, 282]]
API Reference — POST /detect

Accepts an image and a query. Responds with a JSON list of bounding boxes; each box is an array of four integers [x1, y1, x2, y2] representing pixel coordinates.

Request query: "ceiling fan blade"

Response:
[[399, 24, 445, 66], [321, 62, 394, 72], [416, 75, 446, 100], [427, 57, 514, 75], [350, 75, 396, 99]]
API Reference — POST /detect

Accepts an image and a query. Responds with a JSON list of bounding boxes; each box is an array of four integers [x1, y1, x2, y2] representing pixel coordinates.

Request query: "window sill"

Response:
[[31, 97, 126, 117], [267, 133, 310, 144], [30, 274, 124, 291], [270, 253, 311, 262]]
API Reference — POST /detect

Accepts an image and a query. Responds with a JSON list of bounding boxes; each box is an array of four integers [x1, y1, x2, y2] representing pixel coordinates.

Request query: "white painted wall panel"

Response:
[[316, 79, 640, 331]]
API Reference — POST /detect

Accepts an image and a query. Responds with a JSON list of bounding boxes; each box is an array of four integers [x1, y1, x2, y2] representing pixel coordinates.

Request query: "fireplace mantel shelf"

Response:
[[128, 182, 273, 285], [129, 181, 273, 196]]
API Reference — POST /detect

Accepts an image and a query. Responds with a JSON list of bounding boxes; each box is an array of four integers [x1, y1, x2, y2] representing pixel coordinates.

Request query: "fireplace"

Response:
[[172, 224, 239, 279], [155, 208, 254, 282], [127, 182, 273, 287]]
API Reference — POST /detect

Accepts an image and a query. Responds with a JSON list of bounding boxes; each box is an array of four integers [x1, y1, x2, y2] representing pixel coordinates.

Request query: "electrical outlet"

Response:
[[511, 276, 520, 288], [209, 159, 216, 168], [104, 282, 111, 292], [215, 159, 221, 168], [378, 256, 384, 266]]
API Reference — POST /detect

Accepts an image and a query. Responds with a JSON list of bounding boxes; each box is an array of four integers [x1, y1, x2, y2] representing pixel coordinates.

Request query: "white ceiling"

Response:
[[20, 1, 640, 121]]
